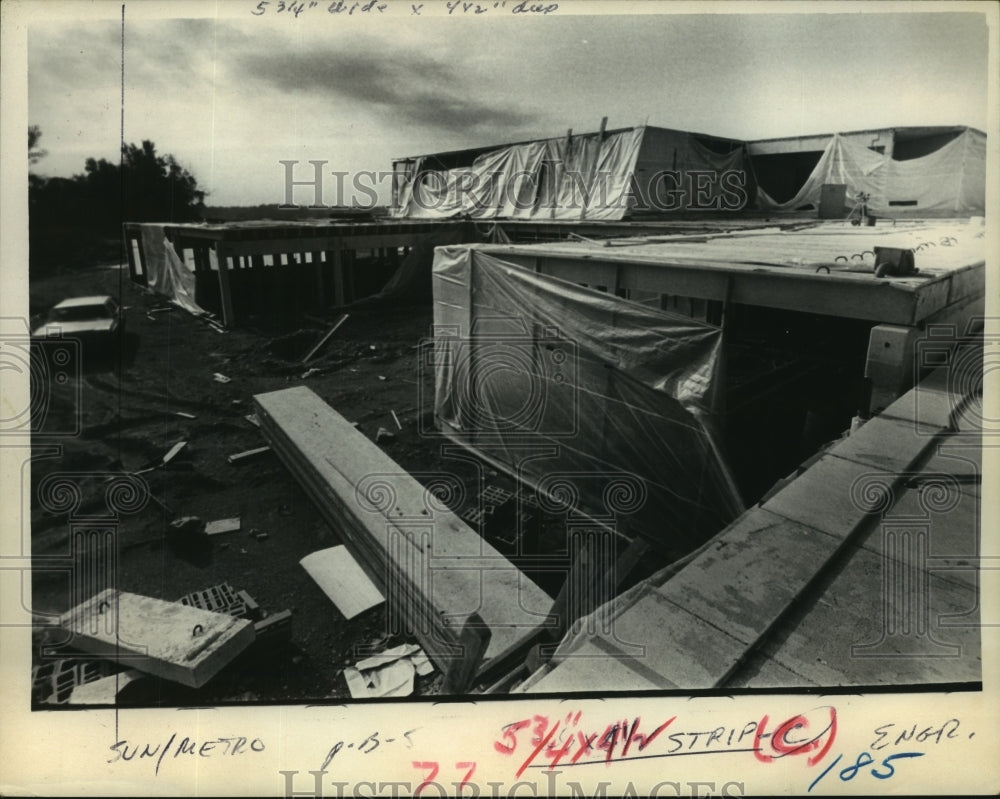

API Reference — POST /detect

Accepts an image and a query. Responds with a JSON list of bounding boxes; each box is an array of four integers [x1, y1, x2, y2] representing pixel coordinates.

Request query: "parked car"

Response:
[[31, 295, 123, 344]]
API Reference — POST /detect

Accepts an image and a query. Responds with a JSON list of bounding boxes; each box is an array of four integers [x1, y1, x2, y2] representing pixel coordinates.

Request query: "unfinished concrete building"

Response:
[[122, 120, 988, 693]]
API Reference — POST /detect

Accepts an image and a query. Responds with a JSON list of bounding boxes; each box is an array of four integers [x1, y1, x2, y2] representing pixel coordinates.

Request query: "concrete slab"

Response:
[[519, 639, 670, 693], [879, 364, 964, 431], [762, 454, 888, 540], [652, 508, 838, 645], [59, 589, 255, 688], [829, 415, 939, 472], [921, 443, 983, 497], [753, 546, 981, 686], [605, 591, 746, 688]]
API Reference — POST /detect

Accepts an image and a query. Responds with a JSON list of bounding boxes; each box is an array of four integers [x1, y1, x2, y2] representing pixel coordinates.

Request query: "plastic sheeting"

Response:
[[139, 224, 206, 315], [757, 128, 986, 216], [432, 246, 743, 555], [394, 128, 648, 221]]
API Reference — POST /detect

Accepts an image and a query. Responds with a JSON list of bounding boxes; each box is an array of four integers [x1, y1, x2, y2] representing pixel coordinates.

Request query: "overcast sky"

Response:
[[26, 3, 992, 207]]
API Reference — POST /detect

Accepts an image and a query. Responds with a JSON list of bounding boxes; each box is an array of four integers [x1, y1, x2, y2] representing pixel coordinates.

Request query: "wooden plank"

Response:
[[302, 313, 349, 363], [205, 517, 241, 535], [441, 613, 491, 693], [59, 589, 255, 688], [227, 446, 271, 464], [254, 386, 553, 676]]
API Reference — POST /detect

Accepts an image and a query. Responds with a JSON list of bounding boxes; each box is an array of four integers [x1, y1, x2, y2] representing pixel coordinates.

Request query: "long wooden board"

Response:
[[254, 386, 553, 681]]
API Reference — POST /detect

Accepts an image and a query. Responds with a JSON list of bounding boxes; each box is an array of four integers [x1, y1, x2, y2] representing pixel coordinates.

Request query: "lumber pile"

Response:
[[254, 386, 552, 686]]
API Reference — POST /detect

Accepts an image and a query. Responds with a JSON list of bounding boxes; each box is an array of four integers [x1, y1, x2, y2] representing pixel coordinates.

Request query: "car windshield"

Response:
[[50, 304, 111, 322]]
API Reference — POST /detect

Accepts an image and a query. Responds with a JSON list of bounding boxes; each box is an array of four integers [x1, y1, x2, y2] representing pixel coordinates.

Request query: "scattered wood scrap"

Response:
[[205, 517, 241, 536], [135, 440, 188, 474], [302, 313, 349, 363], [253, 386, 553, 687], [227, 445, 271, 464], [59, 589, 255, 688]]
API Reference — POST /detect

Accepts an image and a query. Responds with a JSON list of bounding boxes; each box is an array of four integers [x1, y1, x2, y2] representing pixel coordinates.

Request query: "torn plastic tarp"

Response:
[[393, 128, 647, 221], [394, 126, 751, 221], [432, 246, 743, 556], [757, 128, 986, 216], [139, 224, 207, 315]]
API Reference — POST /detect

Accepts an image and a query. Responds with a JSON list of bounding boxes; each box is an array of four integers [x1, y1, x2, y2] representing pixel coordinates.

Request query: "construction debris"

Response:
[[354, 643, 427, 672], [302, 313, 350, 364], [67, 670, 145, 705], [227, 445, 271, 464], [300, 545, 385, 620], [136, 440, 188, 474], [32, 658, 119, 705], [375, 427, 395, 444], [253, 609, 293, 645], [253, 386, 552, 687], [300, 367, 321, 379], [213, 372, 232, 383], [58, 589, 256, 688], [244, 413, 261, 427], [179, 582, 249, 616], [174, 411, 196, 419], [169, 515, 205, 539], [390, 410, 402, 430], [343, 659, 415, 699], [204, 517, 241, 536], [343, 644, 435, 698]]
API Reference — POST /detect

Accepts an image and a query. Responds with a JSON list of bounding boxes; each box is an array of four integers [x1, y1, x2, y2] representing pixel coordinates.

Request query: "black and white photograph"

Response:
[[1, 0, 997, 795]]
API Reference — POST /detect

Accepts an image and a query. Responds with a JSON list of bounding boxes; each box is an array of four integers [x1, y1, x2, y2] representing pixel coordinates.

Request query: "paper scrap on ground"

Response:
[[354, 643, 421, 672], [67, 669, 145, 704], [299, 546, 384, 620], [410, 649, 434, 676], [343, 659, 416, 699], [343, 643, 435, 698]]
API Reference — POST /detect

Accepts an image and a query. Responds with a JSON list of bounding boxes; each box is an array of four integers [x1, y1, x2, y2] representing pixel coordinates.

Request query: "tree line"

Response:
[[29, 127, 206, 269]]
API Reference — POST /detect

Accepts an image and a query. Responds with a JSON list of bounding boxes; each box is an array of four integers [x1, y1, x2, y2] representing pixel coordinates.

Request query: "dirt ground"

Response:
[[29, 258, 578, 706]]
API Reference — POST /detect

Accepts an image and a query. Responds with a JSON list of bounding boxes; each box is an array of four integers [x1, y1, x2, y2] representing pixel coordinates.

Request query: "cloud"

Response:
[[231, 41, 539, 138]]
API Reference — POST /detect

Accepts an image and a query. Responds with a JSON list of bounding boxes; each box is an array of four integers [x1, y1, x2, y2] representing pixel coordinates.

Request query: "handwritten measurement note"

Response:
[[250, 0, 559, 18]]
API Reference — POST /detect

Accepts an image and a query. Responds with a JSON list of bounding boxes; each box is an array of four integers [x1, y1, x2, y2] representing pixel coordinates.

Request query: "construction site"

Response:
[[30, 121, 987, 704]]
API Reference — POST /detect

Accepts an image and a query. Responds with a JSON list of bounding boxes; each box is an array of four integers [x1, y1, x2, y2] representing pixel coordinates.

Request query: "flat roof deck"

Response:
[[516, 338, 985, 692], [471, 220, 986, 326]]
